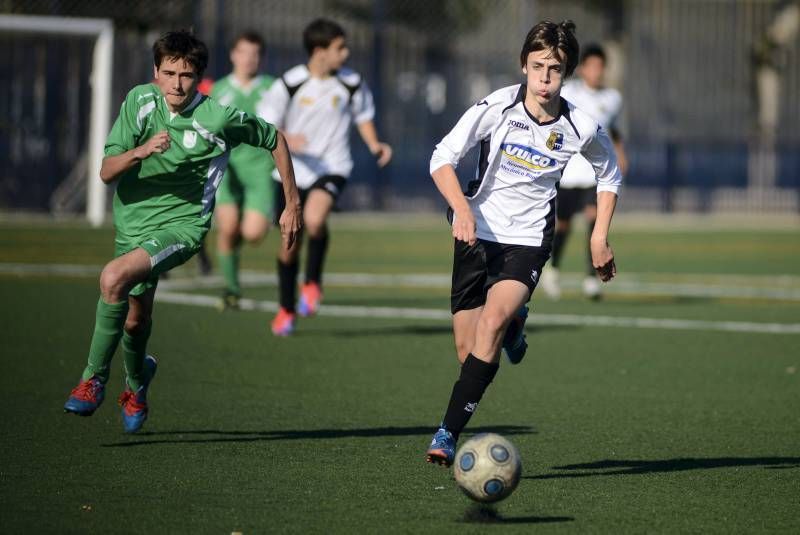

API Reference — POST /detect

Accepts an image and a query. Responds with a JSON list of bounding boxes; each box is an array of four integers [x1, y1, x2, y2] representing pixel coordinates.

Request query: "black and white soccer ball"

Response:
[[453, 433, 522, 503]]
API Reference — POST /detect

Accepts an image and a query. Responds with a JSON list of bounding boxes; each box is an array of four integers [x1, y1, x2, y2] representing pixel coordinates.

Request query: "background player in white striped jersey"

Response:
[[424, 21, 622, 466], [544, 44, 628, 300], [258, 18, 392, 336]]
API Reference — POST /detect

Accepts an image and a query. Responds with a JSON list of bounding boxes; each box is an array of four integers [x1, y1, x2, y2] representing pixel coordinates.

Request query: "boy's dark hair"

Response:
[[153, 29, 209, 76], [303, 18, 346, 56], [519, 20, 579, 77], [232, 30, 265, 52], [580, 43, 606, 64]]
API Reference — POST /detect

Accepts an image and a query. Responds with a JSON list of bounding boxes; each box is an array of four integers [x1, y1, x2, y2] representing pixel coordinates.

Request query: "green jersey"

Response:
[[105, 83, 278, 238], [212, 74, 276, 173]]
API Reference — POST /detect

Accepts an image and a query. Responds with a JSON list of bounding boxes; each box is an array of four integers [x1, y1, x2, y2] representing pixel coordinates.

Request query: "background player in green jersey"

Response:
[[63, 30, 301, 433], [213, 31, 277, 309]]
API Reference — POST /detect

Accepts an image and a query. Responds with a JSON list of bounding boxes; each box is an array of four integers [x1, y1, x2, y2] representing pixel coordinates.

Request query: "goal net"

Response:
[[0, 14, 113, 226]]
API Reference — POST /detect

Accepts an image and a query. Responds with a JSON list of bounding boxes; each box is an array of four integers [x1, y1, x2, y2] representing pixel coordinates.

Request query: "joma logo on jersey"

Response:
[[501, 143, 556, 169], [507, 119, 530, 131]]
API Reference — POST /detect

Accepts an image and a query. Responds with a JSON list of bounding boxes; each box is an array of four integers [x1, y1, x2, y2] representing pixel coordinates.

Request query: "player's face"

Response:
[[154, 57, 200, 112], [580, 55, 605, 89], [522, 48, 566, 105], [321, 36, 349, 72], [231, 40, 262, 78]]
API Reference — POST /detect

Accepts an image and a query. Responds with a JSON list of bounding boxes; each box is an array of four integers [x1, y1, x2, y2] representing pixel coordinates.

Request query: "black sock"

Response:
[[586, 218, 596, 276], [551, 228, 568, 268], [441, 354, 499, 440], [305, 228, 329, 285], [277, 259, 299, 312]]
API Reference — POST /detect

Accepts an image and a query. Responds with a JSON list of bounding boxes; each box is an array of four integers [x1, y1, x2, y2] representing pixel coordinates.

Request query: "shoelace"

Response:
[[117, 390, 146, 413], [71, 379, 101, 401]]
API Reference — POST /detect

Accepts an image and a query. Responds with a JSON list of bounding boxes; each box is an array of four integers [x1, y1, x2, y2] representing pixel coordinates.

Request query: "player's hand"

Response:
[[452, 208, 477, 246], [371, 142, 393, 168], [279, 201, 302, 249], [284, 133, 308, 153], [135, 131, 170, 159], [590, 237, 617, 282]]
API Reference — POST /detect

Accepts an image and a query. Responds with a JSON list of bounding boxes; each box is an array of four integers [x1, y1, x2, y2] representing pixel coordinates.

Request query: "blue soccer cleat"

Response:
[[64, 376, 106, 416], [426, 427, 456, 466], [118, 355, 157, 434], [502, 305, 529, 365]]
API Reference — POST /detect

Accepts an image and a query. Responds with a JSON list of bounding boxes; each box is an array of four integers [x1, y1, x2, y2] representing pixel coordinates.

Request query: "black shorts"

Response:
[[556, 185, 595, 221], [450, 238, 551, 314], [273, 175, 347, 224]]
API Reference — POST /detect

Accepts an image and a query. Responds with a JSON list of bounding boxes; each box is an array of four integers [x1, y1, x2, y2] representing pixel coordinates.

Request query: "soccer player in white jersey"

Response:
[[544, 44, 628, 300], [424, 21, 622, 466], [258, 18, 392, 336]]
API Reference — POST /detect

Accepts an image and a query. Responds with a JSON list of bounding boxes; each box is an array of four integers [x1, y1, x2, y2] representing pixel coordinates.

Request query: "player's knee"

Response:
[[99, 265, 128, 301], [478, 310, 507, 337], [455, 339, 473, 361], [241, 225, 267, 244], [304, 219, 326, 239], [124, 315, 150, 336]]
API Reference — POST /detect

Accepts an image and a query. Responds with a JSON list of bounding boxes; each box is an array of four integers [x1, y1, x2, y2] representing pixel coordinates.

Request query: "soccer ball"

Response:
[[453, 433, 522, 503]]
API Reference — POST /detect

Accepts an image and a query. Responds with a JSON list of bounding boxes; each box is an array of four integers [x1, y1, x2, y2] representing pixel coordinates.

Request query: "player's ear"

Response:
[[153, 65, 158, 80]]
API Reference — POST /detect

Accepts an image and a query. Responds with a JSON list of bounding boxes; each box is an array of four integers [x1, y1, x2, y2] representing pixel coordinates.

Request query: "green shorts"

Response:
[[115, 225, 206, 296], [216, 148, 275, 217]]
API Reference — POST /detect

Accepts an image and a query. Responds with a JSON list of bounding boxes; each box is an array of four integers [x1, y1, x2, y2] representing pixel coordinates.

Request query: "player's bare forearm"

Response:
[[357, 121, 392, 167], [431, 164, 476, 245], [271, 132, 302, 248], [591, 191, 618, 281], [613, 140, 629, 176], [99, 130, 171, 183]]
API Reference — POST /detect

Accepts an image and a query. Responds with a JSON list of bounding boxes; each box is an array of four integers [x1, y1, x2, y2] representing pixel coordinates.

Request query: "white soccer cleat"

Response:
[[540, 268, 561, 300], [582, 275, 602, 300]]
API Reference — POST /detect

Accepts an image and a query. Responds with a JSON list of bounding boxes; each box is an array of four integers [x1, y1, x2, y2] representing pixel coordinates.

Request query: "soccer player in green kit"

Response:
[[63, 30, 301, 433], [213, 31, 277, 309]]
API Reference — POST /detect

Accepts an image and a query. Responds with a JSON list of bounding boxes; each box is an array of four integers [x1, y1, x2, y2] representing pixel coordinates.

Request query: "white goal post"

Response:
[[0, 14, 113, 227]]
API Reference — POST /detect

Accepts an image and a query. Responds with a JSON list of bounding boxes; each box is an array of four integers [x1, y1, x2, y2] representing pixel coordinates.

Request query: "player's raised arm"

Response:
[[271, 131, 302, 248], [99, 132, 171, 183]]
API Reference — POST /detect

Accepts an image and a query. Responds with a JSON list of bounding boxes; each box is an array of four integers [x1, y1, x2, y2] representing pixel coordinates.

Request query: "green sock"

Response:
[[218, 250, 241, 295], [122, 320, 152, 391], [82, 298, 129, 383]]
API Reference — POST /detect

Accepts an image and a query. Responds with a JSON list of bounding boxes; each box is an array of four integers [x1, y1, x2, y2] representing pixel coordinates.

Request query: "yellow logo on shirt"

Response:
[[546, 130, 564, 151], [299, 96, 315, 106], [332, 95, 341, 108]]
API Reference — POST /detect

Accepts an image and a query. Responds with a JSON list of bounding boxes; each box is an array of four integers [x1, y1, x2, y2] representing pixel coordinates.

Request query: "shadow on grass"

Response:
[[102, 424, 535, 448], [460, 504, 573, 525], [527, 457, 800, 479]]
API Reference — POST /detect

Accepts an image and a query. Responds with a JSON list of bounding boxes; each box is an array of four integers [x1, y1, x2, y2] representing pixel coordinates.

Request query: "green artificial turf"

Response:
[[0, 216, 798, 533]]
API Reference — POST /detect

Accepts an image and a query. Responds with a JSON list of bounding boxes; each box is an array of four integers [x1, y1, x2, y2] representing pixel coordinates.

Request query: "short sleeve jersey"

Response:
[[430, 84, 621, 247], [105, 83, 278, 238], [560, 79, 623, 188], [256, 65, 375, 188], [211, 74, 276, 173]]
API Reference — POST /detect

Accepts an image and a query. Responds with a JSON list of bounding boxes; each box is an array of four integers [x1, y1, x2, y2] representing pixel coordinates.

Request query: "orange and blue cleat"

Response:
[[426, 427, 456, 466], [297, 282, 322, 317], [64, 376, 105, 416], [118, 355, 157, 434], [271, 307, 296, 336]]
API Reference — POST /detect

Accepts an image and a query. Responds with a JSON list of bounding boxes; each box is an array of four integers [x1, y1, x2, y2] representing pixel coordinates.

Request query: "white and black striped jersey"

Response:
[[256, 65, 375, 189], [560, 79, 623, 188], [430, 84, 622, 247]]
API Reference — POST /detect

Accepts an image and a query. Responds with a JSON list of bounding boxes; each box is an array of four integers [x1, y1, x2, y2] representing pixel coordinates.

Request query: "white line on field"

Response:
[[2, 262, 799, 301], [156, 291, 800, 335]]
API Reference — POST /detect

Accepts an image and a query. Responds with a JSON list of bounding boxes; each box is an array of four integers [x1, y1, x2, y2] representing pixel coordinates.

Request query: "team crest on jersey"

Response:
[[182, 130, 198, 149], [546, 130, 564, 151], [332, 95, 341, 108], [501, 143, 556, 170], [300, 96, 314, 106]]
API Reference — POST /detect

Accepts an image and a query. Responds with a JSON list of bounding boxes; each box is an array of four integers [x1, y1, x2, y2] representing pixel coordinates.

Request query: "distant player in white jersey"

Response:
[[544, 44, 628, 300], [258, 18, 392, 336], [424, 21, 622, 467]]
